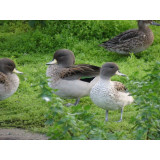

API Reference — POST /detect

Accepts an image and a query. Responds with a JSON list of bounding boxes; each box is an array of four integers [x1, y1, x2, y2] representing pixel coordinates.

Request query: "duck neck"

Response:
[[49, 64, 59, 70], [7, 73, 19, 86], [46, 64, 60, 78], [99, 76, 111, 83], [138, 23, 154, 43], [138, 23, 151, 33]]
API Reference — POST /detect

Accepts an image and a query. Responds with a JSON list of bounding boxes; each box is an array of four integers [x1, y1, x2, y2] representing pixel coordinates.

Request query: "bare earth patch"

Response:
[[0, 128, 48, 140]]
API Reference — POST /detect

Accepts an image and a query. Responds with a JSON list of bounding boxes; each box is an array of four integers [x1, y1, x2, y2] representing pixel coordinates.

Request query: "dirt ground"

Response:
[[0, 128, 48, 140]]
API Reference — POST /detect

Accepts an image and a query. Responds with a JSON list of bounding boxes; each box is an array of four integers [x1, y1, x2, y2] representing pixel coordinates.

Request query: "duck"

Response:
[[46, 49, 100, 106], [0, 58, 23, 101], [100, 20, 160, 55], [90, 62, 134, 122]]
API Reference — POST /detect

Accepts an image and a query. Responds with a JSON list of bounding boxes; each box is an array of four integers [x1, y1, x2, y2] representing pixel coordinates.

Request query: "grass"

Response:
[[0, 20, 160, 139]]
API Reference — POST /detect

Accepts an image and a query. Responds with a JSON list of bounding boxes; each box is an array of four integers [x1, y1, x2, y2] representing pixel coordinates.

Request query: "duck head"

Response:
[[138, 20, 160, 29], [100, 62, 126, 79], [0, 58, 23, 74], [46, 49, 75, 67]]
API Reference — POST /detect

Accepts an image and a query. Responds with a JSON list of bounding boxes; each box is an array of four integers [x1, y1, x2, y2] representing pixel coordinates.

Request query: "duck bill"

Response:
[[13, 68, 23, 74], [151, 21, 160, 26], [46, 59, 57, 65], [115, 70, 126, 77]]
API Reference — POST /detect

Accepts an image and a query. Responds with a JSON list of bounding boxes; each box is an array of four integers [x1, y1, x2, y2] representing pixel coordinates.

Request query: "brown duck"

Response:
[[100, 20, 160, 55]]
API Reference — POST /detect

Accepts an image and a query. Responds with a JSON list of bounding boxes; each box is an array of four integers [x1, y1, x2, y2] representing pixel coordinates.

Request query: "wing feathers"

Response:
[[101, 29, 143, 46], [60, 64, 100, 80], [0, 72, 6, 84], [113, 81, 127, 92]]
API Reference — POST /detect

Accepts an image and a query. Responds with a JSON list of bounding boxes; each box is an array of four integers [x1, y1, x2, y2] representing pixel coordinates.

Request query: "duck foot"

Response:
[[65, 98, 80, 107], [116, 119, 122, 122]]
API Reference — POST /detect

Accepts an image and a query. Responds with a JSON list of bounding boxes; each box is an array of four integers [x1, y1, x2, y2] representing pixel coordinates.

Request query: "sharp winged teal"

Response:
[[90, 62, 134, 122], [100, 20, 160, 55], [46, 49, 100, 106], [0, 58, 23, 101]]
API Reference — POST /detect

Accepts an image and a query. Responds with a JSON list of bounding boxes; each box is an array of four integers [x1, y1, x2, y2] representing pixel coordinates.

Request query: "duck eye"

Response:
[[58, 55, 65, 58], [110, 66, 114, 68]]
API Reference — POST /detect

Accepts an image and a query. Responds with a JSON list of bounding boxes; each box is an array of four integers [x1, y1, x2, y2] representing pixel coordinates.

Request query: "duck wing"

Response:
[[118, 29, 142, 42], [0, 72, 6, 84], [113, 81, 127, 92], [60, 64, 100, 81], [101, 29, 141, 45]]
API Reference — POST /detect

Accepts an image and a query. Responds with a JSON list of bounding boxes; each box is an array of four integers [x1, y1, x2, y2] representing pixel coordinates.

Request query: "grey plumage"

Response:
[[46, 49, 100, 106], [90, 62, 134, 122]]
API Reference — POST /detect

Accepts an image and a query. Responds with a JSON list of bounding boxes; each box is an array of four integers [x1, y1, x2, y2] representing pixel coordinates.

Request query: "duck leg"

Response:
[[117, 108, 123, 122], [66, 98, 80, 107], [105, 110, 109, 121], [74, 98, 80, 106]]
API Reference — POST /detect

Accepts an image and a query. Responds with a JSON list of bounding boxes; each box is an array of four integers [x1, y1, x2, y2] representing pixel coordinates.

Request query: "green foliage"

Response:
[[0, 20, 135, 55], [38, 81, 109, 140], [28, 20, 46, 28], [129, 62, 160, 140], [45, 95, 124, 140]]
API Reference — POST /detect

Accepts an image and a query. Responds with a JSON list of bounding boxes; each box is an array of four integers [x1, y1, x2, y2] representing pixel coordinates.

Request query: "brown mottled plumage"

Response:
[[0, 72, 6, 84], [113, 81, 127, 92], [60, 64, 100, 80], [100, 20, 160, 55]]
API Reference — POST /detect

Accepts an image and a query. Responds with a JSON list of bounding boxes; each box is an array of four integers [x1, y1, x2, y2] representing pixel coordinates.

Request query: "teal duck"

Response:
[[46, 49, 100, 106], [100, 20, 160, 55], [0, 58, 23, 101], [90, 62, 134, 122]]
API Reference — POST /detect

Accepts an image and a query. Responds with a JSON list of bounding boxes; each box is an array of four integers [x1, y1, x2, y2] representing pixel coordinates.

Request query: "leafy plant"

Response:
[[130, 62, 160, 140], [45, 100, 121, 140]]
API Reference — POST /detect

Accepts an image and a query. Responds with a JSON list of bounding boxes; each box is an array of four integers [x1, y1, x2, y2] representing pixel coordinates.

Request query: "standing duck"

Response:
[[0, 58, 23, 101], [46, 49, 100, 106], [100, 20, 160, 55], [90, 62, 134, 122]]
